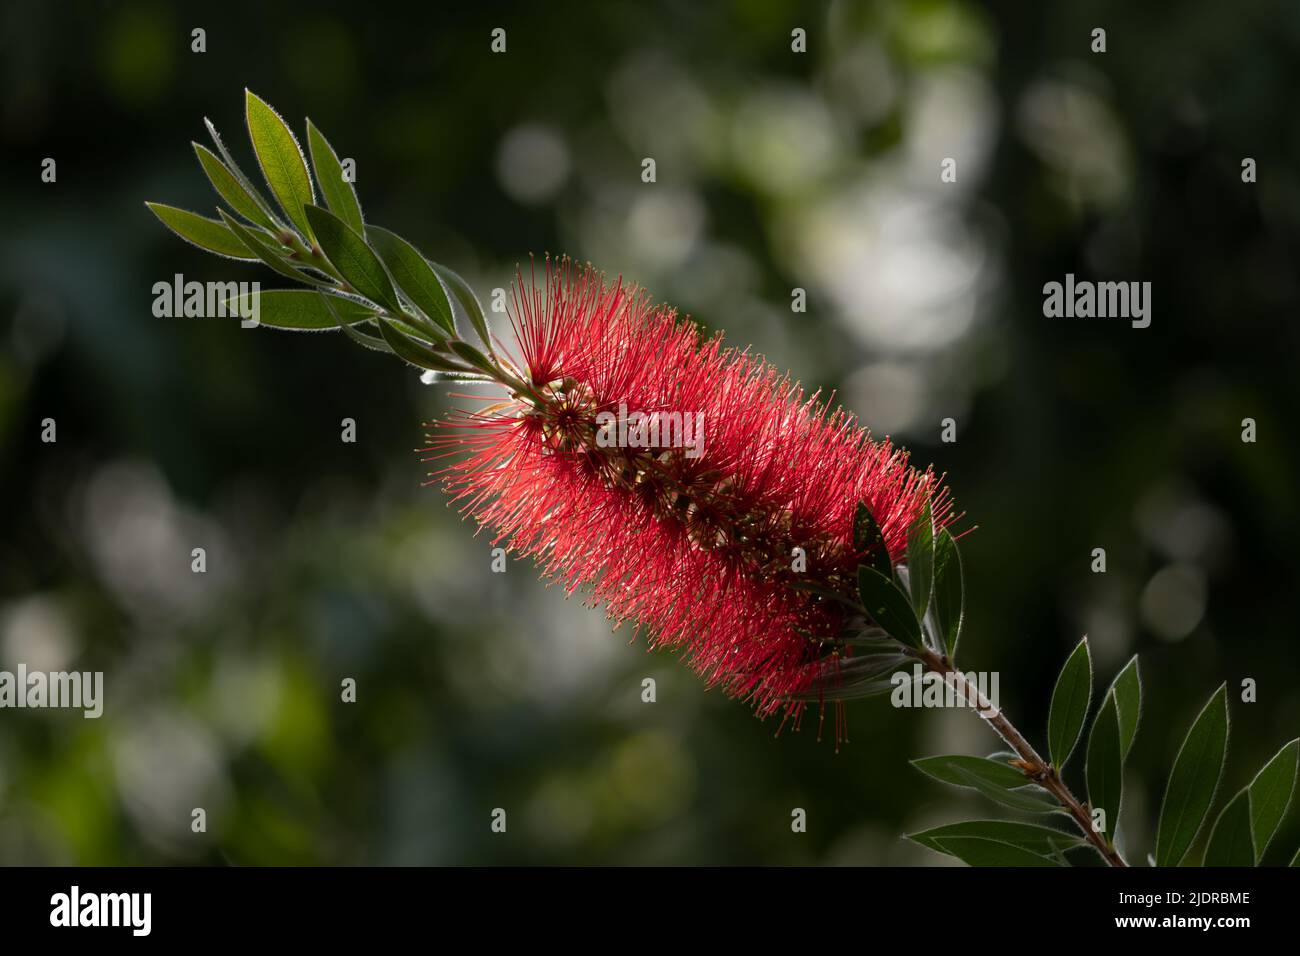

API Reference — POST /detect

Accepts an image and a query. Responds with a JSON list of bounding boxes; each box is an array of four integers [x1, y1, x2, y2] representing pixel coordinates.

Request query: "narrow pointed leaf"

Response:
[[1047, 637, 1092, 770], [931, 835, 1064, 867], [449, 341, 501, 378], [340, 321, 393, 353], [1155, 684, 1230, 867], [950, 767, 1060, 813], [1246, 739, 1299, 858], [193, 143, 278, 231], [377, 319, 474, 374], [911, 756, 1062, 813], [1086, 690, 1123, 842], [204, 117, 284, 228], [1107, 656, 1142, 762], [905, 498, 934, 617], [431, 261, 492, 350], [853, 501, 892, 578], [306, 118, 364, 234], [367, 226, 456, 335], [857, 565, 921, 648], [907, 820, 1083, 856], [304, 204, 402, 313], [146, 203, 258, 260], [931, 528, 964, 660], [913, 754, 1033, 790], [223, 289, 373, 330], [316, 291, 391, 352], [1203, 789, 1255, 867], [216, 209, 326, 285], [245, 90, 316, 239]]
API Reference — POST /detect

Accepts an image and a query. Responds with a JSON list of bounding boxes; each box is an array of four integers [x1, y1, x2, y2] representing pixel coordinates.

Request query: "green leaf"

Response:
[[305, 118, 364, 234], [908, 820, 1083, 856], [911, 755, 1058, 812], [431, 262, 493, 350], [367, 227, 456, 336], [931, 528, 964, 660], [449, 341, 501, 378], [1155, 684, 1230, 867], [1247, 738, 1299, 858], [215, 209, 321, 284], [146, 203, 257, 260], [1047, 637, 1092, 770], [245, 90, 316, 240], [193, 143, 278, 231], [930, 835, 1063, 867], [1203, 789, 1255, 867], [905, 498, 935, 618], [223, 289, 374, 330], [853, 501, 892, 578], [1086, 690, 1123, 842], [203, 117, 284, 229], [316, 290, 392, 353], [304, 204, 402, 313], [857, 565, 921, 648], [376, 319, 473, 374], [913, 754, 1032, 790], [1107, 656, 1142, 762]]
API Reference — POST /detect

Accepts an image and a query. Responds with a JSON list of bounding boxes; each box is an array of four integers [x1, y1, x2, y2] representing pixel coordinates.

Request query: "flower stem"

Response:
[[916, 646, 1128, 867]]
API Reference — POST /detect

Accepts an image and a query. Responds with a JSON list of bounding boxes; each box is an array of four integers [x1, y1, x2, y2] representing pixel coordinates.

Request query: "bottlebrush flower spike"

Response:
[[425, 259, 955, 727], [145, 93, 959, 743]]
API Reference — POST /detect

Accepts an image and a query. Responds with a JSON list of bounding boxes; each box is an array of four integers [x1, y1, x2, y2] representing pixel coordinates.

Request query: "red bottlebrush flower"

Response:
[[425, 259, 954, 730]]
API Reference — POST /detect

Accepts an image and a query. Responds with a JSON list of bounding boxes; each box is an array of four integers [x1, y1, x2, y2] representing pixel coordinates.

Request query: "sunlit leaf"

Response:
[[367, 226, 456, 336], [304, 204, 401, 313], [223, 289, 373, 330], [377, 319, 473, 373], [246, 90, 316, 240], [306, 118, 364, 234], [193, 143, 278, 231], [203, 117, 284, 229], [216, 209, 321, 284], [146, 202, 257, 260], [431, 261, 492, 350]]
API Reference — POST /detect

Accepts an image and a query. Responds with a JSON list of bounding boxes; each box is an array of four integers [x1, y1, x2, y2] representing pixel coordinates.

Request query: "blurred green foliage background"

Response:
[[1, 0, 1298, 865]]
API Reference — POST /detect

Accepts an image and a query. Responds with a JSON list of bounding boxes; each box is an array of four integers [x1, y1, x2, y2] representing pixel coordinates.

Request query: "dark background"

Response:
[[0, 0, 1297, 865]]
